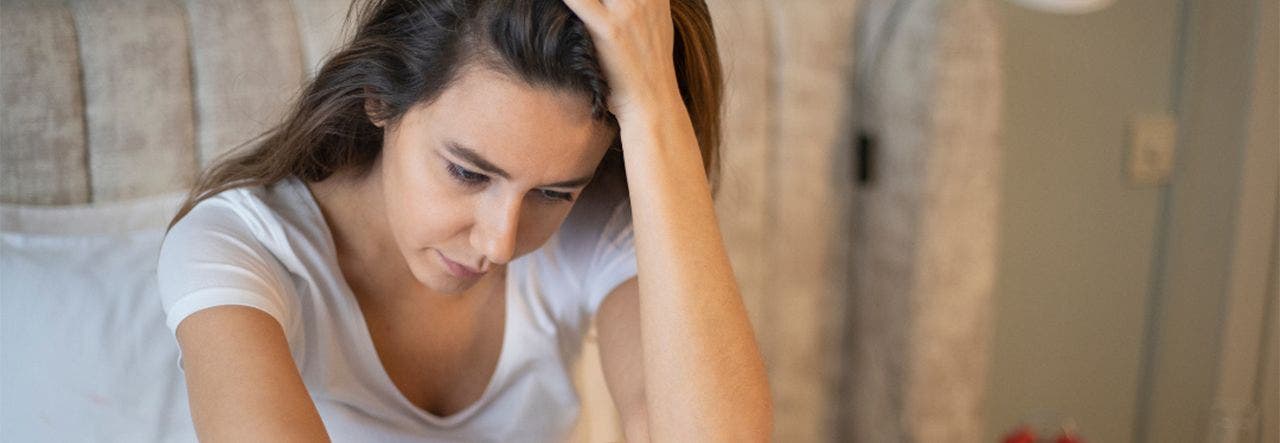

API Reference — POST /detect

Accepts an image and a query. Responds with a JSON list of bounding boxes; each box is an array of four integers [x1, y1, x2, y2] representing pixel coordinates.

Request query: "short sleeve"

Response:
[[529, 178, 637, 344], [156, 198, 299, 340], [581, 199, 638, 316]]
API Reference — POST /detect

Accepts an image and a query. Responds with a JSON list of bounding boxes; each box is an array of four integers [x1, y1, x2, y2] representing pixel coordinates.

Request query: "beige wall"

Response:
[[1136, 0, 1272, 440], [1211, 0, 1278, 441], [986, 0, 1276, 442], [984, 0, 1179, 440]]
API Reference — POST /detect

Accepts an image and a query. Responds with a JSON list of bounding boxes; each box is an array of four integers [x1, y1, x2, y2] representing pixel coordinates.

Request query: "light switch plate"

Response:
[[1128, 114, 1177, 186]]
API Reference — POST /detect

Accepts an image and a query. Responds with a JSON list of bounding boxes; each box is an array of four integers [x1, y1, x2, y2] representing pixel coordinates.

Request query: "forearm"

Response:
[[620, 95, 773, 440]]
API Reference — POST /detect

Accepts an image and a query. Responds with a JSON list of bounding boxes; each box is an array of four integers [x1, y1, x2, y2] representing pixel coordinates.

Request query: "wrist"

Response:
[[613, 78, 685, 123], [616, 93, 689, 135], [618, 102, 695, 148]]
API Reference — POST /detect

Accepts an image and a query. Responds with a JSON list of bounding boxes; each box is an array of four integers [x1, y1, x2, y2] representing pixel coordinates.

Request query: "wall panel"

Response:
[[766, 0, 859, 440]]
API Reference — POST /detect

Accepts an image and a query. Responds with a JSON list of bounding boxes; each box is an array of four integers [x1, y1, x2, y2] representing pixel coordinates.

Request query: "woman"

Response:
[[158, 0, 771, 441]]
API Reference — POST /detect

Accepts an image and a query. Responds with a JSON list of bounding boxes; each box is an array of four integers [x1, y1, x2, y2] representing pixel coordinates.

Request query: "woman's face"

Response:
[[375, 67, 614, 295]]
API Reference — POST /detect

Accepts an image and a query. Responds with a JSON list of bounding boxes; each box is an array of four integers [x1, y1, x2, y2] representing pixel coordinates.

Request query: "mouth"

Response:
[[437, 250, 485, 279]]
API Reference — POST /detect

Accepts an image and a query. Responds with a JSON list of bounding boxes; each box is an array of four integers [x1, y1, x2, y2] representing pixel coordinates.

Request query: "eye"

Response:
[[537, 189, 575, 203], [446, 162, 488, 185]]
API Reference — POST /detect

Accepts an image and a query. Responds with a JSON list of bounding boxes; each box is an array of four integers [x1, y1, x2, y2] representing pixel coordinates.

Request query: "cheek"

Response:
[[384, 158, 468, 248], [390, 194, 457, 243]]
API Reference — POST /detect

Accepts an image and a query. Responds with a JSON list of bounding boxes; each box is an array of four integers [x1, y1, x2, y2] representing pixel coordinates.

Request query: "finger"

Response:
[[561, 0, 609, 27]]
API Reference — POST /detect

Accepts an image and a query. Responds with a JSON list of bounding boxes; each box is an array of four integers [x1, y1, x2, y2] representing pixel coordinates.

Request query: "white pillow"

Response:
[[1, 193, 197, 442]]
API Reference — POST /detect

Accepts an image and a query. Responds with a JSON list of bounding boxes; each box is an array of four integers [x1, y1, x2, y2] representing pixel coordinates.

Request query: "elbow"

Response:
[[740, 378, 774, 441], [739, 369, 774, 440], [739, 394, 774, 442], [707, 390, 774, 442], [644, 396, 772, 442]]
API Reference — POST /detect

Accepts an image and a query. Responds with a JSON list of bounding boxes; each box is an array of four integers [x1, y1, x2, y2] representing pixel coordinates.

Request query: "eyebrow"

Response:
[[444, 141, 595, 189]]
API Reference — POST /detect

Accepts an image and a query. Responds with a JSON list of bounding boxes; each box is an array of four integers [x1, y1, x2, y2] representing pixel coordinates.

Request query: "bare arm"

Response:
[[176, 306, 330, 442], [565, 1, 773, 439]]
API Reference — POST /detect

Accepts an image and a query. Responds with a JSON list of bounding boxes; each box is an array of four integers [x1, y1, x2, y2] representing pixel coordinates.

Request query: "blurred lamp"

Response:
[[1008, 0, 1116, 14]]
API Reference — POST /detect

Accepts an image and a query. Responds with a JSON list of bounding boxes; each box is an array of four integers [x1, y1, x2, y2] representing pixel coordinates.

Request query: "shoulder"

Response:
[[168, 177, 314, 242], [541, 173, 637, 316], [162, 176, 325, 272], [555, 172, 633, 265], [157, 177, 314, 336]]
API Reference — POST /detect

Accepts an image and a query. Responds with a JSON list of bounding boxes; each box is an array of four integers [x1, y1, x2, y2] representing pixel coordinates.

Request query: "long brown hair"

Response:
[[168, 0, 722, 230]]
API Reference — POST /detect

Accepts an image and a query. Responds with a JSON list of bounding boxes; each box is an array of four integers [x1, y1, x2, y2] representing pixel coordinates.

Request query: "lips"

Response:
[[437, 250, 484, 279]]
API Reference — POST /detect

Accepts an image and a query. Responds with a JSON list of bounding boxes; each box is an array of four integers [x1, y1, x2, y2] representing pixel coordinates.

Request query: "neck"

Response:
[[308, 164, 393, 265], [305, 161, 412, 297]]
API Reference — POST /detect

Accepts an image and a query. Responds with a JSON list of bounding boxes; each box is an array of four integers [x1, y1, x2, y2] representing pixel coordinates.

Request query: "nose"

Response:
[[472, 195, 521, 269]]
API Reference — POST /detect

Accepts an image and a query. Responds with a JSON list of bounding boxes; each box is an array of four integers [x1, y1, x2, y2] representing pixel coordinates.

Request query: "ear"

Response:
[[364, 91, 386, 128]]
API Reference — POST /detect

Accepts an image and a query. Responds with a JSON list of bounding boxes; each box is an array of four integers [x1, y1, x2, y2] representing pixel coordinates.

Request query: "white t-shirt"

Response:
[[156, 174, 637, 442]]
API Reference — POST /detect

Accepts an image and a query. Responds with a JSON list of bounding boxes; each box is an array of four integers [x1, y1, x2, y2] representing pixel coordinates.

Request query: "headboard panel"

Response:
[[187, 0, 305, 167], [0, 0, 351, 205], [72, 0, 196, 202], [1, 0, 90, 204]]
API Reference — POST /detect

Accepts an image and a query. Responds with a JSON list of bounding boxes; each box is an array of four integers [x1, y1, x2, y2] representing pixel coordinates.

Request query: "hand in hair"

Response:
[[561, 0, 683, 122]]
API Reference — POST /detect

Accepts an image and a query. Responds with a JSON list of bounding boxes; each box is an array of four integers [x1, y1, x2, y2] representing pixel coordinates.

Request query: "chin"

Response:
[[427, 279, 473, 296], [408, 250, 478, 295], [415, 268, 475, 296]]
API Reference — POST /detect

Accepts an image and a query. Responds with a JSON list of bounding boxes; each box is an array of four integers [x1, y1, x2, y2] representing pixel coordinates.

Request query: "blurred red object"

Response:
[[1001, 426, 1036, 443]]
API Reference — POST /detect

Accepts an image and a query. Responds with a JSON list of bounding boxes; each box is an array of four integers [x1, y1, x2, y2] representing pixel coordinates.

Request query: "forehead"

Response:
[[408, 67, 613, 179]]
